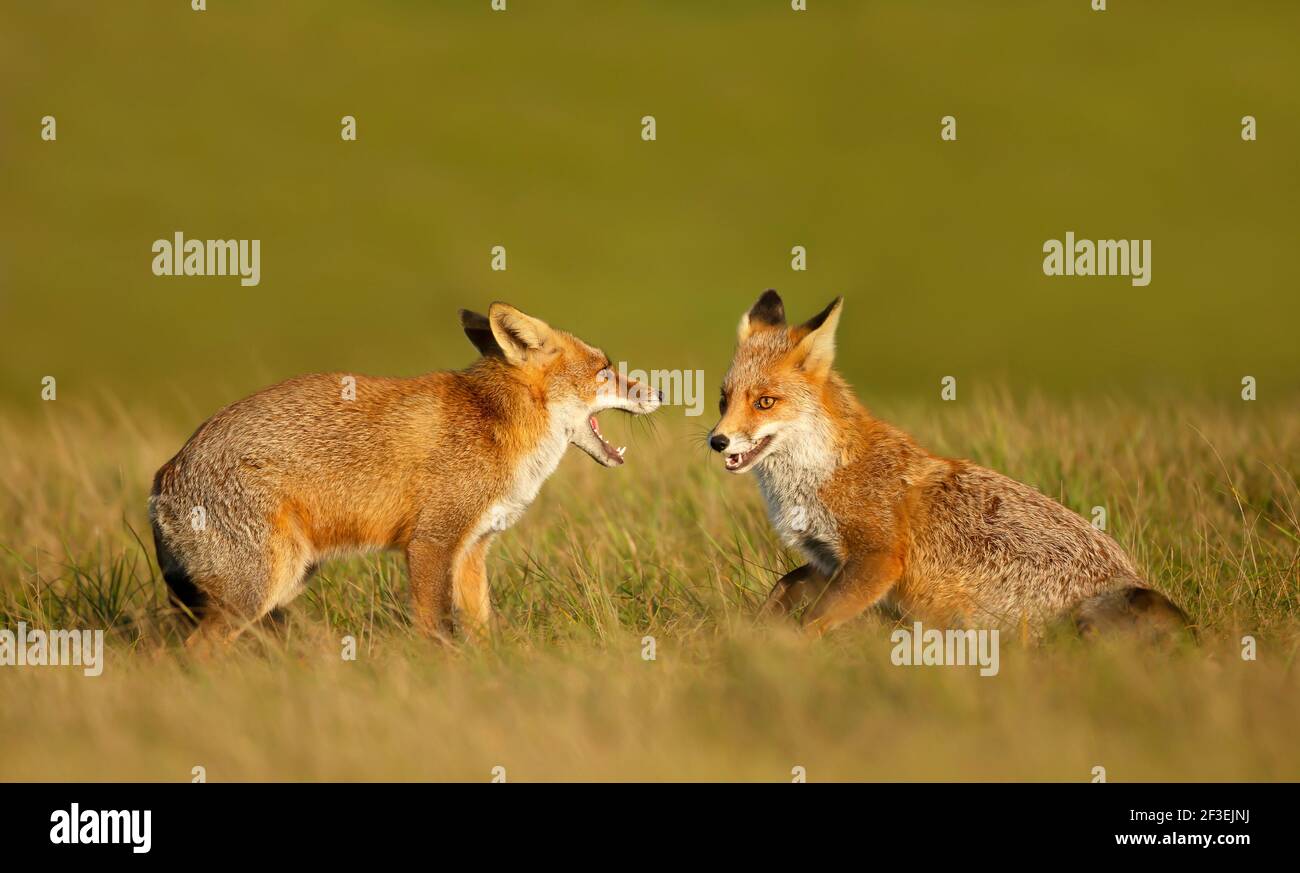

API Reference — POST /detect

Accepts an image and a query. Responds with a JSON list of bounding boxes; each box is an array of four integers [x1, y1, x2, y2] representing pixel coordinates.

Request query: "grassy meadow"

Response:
[[1, 394, 1298, 781], [2, 2, 1299, 780]]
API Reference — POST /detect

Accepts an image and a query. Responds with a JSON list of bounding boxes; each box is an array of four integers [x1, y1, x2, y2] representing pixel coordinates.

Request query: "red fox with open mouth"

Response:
[[709, 290, 1190, 640], [150, 303, 660, 645]]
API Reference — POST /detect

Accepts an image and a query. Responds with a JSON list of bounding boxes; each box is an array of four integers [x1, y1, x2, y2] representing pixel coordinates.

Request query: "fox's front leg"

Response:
[[406, 539, 455, 642], [801, 552, 903, 638], [758, 564, 831, 619], [450, 538, 493, 644]]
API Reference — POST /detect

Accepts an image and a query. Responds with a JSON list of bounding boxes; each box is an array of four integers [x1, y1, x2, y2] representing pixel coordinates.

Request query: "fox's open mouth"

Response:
[[724, 435, 772, 472], [589, 415, 626, 465]]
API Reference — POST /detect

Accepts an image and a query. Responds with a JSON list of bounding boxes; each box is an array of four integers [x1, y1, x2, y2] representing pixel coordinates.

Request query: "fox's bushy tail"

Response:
[[1073, 583, 1194, 643]]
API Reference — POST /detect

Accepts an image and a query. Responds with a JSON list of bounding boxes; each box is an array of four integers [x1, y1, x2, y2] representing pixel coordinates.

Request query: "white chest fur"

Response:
[[473, 410, 570, 541], [754, 431, 842, 574]]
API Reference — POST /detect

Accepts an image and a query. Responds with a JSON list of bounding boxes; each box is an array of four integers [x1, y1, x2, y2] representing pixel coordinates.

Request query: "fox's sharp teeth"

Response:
[[617, 446, 626, 456]]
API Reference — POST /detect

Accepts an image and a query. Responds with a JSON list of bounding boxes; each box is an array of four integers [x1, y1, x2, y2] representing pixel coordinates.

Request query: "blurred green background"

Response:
[[3, 1, 1298, 422]]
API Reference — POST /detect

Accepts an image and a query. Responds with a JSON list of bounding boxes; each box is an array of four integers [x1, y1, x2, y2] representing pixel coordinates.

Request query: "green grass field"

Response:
[[2, 2, 1298, 781], [2, 394, 1297, 780]]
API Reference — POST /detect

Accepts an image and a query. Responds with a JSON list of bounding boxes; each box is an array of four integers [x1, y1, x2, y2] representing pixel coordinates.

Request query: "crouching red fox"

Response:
[[150, 303, 660, 645], [708, 290, 1191, 641]]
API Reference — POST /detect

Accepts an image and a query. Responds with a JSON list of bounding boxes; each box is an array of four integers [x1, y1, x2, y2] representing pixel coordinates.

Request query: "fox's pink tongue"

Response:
[[588, 414, 627, 463]]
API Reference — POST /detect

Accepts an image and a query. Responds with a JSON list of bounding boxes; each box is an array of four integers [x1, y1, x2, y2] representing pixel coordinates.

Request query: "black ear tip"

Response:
[[748, 289, 786, 327], [460, 309, 489, 329], [803, 296, 843, 332]]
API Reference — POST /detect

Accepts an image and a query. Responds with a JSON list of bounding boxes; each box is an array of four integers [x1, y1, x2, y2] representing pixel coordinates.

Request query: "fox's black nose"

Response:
[[709, 434, 729, 453]]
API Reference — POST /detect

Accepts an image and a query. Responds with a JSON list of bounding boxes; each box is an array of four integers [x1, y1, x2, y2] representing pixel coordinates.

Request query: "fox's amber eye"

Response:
[[718, 391, 728, 413], [755, 396, 777, 410]]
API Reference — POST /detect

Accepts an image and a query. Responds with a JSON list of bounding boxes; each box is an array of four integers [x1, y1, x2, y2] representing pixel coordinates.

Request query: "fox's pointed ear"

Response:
[[488, 302, 554, 366], [459, 309, 503, 358], [737, 289, 786, 342], [790, 296, 843, 378]]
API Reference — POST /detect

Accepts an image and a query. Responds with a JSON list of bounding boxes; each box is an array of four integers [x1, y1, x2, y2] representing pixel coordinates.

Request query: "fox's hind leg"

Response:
[[184, 557, 307, 650], [151, 513, 242, 646], [177, 534, 311, 650], [153, 484, 311, 650], [184, 608, 243, 650]]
